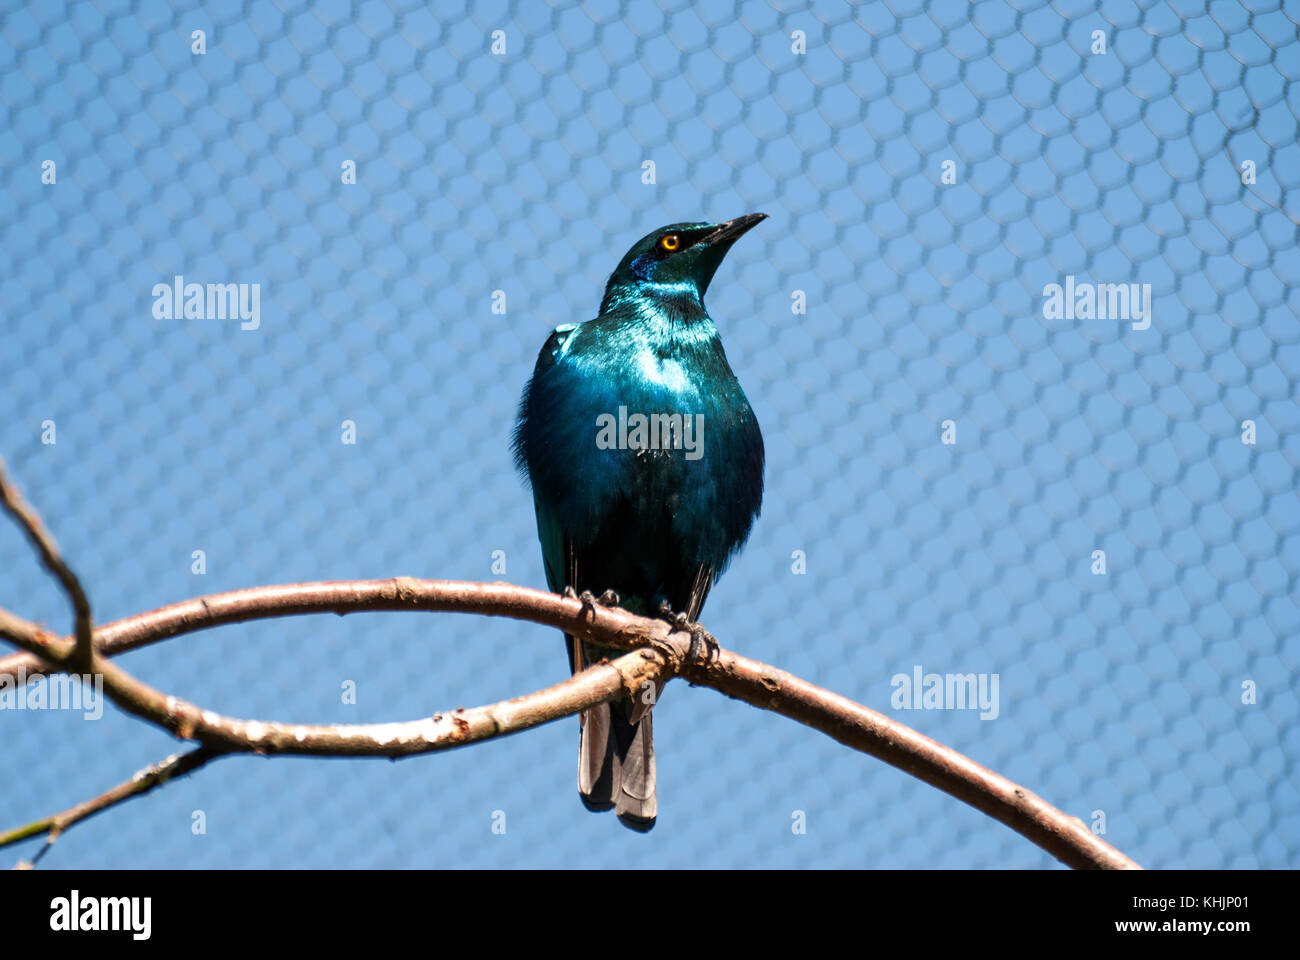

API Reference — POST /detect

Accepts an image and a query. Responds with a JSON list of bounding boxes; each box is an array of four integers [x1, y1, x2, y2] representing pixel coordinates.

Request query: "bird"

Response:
[[513, 214, 767, 831]]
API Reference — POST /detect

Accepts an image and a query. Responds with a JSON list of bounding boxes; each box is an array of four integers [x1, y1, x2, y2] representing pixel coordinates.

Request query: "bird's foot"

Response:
[[576, 589, 598, 621], [655, 602, 718, 664], [655, 600, 688, 630], [572, 588, 620, 622], [686, 623, 719, 663]]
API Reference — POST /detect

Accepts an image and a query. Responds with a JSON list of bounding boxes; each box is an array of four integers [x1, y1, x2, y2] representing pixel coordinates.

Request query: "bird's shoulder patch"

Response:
[[535, 323, 581, 371]]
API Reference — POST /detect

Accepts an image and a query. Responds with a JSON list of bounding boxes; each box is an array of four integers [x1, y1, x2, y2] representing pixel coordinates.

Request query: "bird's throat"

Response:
[[600, 286, 719, 356]]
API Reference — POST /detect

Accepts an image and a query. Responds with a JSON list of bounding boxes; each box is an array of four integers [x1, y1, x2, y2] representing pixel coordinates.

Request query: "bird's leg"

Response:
[[596, 589, 620, 608]]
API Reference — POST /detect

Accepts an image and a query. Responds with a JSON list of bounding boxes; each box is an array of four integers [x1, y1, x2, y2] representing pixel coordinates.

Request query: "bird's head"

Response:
[[600, 213, 768, 312]]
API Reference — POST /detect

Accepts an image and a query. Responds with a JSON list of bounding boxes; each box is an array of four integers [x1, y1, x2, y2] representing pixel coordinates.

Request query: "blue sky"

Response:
[[1, 0, 1297, 867]]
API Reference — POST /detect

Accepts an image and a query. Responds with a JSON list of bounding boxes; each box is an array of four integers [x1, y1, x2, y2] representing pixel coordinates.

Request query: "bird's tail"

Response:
[[577, 699, 656, 831]]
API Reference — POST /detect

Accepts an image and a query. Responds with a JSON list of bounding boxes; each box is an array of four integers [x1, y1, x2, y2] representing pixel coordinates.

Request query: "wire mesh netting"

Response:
[[1, 0, 1297, 867]]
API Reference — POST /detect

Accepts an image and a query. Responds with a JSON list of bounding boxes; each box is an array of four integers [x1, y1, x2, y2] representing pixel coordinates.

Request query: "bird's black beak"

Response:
[[701, 213, 769, 249], [690, 213, 767, 296]]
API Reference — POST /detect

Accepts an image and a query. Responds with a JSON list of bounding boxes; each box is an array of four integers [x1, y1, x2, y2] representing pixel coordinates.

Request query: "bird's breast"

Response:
[[634, 351, 692, 391], [520, 318, 763, 570]]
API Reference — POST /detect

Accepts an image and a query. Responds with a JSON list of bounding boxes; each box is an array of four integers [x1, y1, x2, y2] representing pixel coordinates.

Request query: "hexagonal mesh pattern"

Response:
[[1, 0, 1297, 868]]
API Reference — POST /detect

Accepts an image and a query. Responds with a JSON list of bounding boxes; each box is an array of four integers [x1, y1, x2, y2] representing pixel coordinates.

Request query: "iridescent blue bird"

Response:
[[513, 214, 766, 831]]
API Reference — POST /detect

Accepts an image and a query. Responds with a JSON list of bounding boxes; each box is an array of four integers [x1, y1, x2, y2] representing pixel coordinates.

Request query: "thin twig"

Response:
[[1, 747, 223, 861], [0, 458, 93, 665]]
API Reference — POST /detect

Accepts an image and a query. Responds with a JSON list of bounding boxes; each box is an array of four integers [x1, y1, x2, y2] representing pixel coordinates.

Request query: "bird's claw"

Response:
[[572, 588, 621, 623], [656, 600, 685, 627], [688, 623, 719, 663], [655, 602, 717, 664], [576, 589, 598, 621]]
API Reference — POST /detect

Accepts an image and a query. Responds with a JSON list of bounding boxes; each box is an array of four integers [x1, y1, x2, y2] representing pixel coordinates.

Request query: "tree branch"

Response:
[[0, 461, 1140, 869], [0, 587, 674, 756], [0, 579, 1138, 869]]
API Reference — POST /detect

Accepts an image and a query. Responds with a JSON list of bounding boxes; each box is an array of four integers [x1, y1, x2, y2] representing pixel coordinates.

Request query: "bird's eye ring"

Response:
[[660, 234, 680, 252]]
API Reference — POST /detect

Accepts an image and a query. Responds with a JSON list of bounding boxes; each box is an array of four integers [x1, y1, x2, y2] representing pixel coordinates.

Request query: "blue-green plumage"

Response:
[[513, 214, 766, 830]]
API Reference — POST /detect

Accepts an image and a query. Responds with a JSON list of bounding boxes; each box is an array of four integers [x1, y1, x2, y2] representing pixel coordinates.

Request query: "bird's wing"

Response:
[[674, 563, 715, 624], [534, 323, 579, 376], [534, 495, 583, 674]]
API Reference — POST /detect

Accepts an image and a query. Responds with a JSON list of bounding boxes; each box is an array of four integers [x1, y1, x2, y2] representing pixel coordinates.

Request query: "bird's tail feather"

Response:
[[578, 701, 656, 831]]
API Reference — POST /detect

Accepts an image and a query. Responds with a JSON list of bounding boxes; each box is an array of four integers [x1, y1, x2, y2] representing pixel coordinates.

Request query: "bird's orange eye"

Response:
[[660, 234, 680, 251]]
